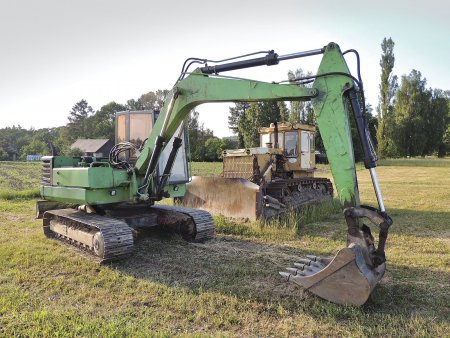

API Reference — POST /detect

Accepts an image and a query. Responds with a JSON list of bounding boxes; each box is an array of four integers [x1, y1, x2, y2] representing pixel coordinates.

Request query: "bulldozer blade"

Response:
[[280, 244, 385, 306], [181, 176, 263, 221]]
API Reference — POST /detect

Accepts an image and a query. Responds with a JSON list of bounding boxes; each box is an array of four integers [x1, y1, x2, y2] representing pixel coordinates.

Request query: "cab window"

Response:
[[270, 133, 283, 148], [310, 133, 315, 152], [285, 131, 298, 156]]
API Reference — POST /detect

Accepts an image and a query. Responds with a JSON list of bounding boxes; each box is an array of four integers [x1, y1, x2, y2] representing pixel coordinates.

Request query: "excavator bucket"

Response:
[[180, 176, 263, 221], [280, 244, 386, 306]]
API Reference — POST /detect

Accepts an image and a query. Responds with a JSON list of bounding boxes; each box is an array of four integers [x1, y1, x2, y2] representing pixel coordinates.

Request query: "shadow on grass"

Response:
[[113, 231, 450, 325]]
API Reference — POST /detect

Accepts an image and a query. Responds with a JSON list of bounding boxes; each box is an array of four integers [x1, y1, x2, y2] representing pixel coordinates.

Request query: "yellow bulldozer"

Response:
[[180, 121, 333, 221]]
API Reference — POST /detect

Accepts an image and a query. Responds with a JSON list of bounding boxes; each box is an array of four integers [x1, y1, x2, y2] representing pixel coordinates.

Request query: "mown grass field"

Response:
[[0, 159, 449, 337]]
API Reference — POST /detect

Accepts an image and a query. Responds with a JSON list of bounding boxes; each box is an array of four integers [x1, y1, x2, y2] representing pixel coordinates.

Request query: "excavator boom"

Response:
[[38, 42, 392, 306]]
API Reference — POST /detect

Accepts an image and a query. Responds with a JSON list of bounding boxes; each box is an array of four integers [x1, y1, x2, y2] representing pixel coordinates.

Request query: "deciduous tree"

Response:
[[228, 102, 250, 147], [237, 101, 283, 148], [392, 70, 429, 157], [187, 110, 214, 161], [204, 138, 227, 161], [88, 101, 127, 141], [288, 68, 314, 124]]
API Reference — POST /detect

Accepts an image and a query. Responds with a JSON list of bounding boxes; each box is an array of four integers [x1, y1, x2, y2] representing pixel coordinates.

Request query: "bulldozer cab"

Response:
[[259, 122, 316, 174]]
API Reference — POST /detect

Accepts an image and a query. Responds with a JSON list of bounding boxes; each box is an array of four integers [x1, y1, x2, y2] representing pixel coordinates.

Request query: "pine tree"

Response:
[[67, 99, 94, 141]]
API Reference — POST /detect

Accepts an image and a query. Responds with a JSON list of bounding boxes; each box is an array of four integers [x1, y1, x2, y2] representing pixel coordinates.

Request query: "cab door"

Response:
[[301, 131, 311, 169]]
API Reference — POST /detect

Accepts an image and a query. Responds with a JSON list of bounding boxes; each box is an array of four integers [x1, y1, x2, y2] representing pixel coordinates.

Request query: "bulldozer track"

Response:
[[152, 205, 215, 242], [262, 177, 333, 218], [265, 177, 333, 197], [43, 209, 134, 263]]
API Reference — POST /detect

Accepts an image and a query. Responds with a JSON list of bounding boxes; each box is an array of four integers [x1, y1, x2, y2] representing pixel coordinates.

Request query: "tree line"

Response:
[[376, 38, 449, 158], [0, 37, 448, 162], [229, 38, 449, 159], [0, 90, 234, 162]]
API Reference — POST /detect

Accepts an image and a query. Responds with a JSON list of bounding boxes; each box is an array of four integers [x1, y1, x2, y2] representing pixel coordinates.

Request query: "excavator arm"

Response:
[[133, 42, 392, 305], [279, 43, 393, 305]]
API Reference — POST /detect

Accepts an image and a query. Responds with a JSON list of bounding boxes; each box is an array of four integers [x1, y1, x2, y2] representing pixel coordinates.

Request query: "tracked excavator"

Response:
[[180, 121, 334, 220], [36, 42, 392, 306]]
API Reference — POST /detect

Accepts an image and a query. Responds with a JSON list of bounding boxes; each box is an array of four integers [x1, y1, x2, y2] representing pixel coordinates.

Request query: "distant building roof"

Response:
[[71, 139, 112, 153]]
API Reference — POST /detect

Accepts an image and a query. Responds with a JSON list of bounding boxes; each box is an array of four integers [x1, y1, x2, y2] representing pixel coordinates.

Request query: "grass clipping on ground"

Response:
[[0, 159, 449, 337]]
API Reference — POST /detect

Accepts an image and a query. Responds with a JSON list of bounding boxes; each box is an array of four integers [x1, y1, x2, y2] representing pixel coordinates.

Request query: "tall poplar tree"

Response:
[[376, 38, 398, 157]]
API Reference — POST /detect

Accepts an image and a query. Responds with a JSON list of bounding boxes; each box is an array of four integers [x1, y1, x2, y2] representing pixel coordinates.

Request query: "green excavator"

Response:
[[36, 42, 392, 306]]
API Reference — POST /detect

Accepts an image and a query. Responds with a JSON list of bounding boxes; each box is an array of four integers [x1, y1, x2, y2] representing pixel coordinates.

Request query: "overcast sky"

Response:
[[1, 0, 448, 137]]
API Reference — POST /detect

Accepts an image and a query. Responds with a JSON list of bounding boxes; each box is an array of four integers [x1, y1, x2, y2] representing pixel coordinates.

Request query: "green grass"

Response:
[[190, 161, 223, 176], [0, 161, 41, 190], [0, 161, 41, 200], [215, 199, 342, 240], [0, 160, 449, 337], [378, 157, 450, 167], [0, 188, 40, 200]]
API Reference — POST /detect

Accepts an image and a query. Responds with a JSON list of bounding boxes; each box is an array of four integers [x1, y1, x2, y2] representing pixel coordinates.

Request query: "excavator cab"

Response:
[[115, 110, 190, 196]]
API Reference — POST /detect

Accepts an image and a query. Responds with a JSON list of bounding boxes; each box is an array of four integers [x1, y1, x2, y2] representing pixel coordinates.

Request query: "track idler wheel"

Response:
[[280, 244, 386, 306], [93, 232, 105, 258]]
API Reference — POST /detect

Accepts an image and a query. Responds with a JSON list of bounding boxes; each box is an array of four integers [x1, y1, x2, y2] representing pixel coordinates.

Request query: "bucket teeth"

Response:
[[279, 271, 291, 281], [282, 255, 326, 280], [286, 267, 299, 274], [293, 262, 306, 270], [297, 258, 312, 265], [306, 255, 318, 261], [294, 259, 323, 275]]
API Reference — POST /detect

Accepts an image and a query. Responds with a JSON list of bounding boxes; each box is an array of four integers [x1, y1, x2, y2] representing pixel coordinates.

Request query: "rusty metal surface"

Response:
[[181, 176, 262, 221]]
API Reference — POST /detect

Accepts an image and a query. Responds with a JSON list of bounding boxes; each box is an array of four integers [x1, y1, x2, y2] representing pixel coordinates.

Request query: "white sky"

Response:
[[0, 0, 449, 137]]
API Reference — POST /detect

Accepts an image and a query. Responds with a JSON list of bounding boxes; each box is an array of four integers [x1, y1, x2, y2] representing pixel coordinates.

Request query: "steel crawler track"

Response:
[[43, 209, 134, 263], [42, 205, 215, 262], [152, 204, 216, 241]]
